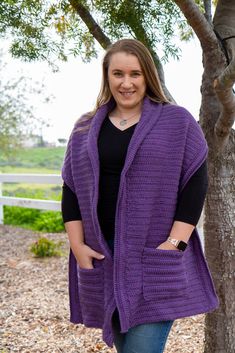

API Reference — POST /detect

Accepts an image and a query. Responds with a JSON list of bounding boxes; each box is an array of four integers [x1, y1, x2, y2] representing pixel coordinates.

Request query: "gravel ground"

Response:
[[0, 225, 205, 353]]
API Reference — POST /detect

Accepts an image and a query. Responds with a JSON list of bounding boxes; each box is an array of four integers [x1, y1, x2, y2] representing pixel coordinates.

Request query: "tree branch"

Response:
[[122, 1, 175, 101], [214, 60, 235, 138], [132, 23, 165, 82], [203, 0, 212, 23], [131, 26, 168, 92], [69, 0, 111, 49], [174, 0, 235, 142], [213, 0, 235, 62], [173, 0, 217, 53]]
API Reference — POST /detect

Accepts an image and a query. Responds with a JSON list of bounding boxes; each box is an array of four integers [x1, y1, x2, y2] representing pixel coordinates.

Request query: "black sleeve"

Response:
[[174, 160, 208, 226], [61, 183, 82, 223]]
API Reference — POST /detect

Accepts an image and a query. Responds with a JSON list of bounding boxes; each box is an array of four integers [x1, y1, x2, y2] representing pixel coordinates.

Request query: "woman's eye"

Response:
[[114, 72, 122, 77], [132, 72, 141, 77]]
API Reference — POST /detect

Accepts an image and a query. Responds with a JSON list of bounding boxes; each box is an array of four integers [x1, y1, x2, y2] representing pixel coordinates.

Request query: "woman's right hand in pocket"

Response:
[[74, 243, 105, 270]]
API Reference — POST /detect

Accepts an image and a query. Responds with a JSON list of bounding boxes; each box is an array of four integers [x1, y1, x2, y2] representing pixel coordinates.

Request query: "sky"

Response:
[[3, 38, 204, 143]]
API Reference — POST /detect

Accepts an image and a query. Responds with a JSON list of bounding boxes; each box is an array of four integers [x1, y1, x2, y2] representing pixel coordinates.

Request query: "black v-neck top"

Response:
[[62, 116, 208, 241], [97, 117, 139, 238]]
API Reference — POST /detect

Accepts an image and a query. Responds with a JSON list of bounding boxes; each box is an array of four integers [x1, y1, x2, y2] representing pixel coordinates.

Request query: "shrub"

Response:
[[4, 206, 64, 232], [33, 211, 64, 232], [30, 237, 64, 257], [4, 206, 40, 228]]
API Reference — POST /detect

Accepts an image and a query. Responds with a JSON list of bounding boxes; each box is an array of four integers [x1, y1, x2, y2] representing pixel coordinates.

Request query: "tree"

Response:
[[0, 56, 31, 156], [0, 52, 52, 157], [173, 3, 235, 352], [1, 1, 234, 352]]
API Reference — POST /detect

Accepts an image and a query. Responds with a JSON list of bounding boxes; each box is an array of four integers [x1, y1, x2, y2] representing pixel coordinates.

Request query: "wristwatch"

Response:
[[167, 236, 188, 251]]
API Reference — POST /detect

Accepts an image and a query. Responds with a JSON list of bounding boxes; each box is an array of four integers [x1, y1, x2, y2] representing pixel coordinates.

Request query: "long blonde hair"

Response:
[[78, 38, 168, 127]]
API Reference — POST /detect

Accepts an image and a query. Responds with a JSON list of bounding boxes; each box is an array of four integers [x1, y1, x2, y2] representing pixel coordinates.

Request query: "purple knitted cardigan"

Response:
[[62, 97, 219, 347]]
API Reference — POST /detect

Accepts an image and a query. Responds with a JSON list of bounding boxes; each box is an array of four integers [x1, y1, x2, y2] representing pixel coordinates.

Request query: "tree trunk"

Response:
[[204, 148, 235, 353], [200, 49, 235, 353], [174, 2, 235, 351]]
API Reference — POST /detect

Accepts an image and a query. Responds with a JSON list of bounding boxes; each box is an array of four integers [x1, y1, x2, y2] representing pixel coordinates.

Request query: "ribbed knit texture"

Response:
[[62, 97, 219, 347]]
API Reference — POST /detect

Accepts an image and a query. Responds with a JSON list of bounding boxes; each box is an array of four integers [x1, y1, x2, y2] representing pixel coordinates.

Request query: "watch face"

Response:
[[178, 241, 187, 251]]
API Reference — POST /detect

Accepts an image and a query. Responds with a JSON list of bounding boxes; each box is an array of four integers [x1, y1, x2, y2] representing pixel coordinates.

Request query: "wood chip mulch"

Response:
[[0, 225, 205, 353]]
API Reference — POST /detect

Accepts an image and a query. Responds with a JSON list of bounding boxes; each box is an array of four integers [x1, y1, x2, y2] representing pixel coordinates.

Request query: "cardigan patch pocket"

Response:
[[142, 247, 188, 301], [77, 265, 104, 323]]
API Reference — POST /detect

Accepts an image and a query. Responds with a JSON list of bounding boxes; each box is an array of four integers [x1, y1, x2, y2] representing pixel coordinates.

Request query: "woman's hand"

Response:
[[74, 243, 105, 269], [156, 241, 180, 251]]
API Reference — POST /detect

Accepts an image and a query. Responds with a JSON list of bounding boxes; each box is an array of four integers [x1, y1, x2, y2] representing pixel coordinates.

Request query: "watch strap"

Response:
[[167, 236, 187, 251]]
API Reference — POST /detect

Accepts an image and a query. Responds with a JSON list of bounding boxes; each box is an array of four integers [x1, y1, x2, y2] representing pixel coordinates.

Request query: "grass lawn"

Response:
[[0, 146, 66, 171], [0, 166, 61, 174]]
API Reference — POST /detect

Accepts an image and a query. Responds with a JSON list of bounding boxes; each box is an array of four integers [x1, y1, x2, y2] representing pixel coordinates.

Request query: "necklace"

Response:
[[110, 112, 140, 126], [119, 119, 132, 126]]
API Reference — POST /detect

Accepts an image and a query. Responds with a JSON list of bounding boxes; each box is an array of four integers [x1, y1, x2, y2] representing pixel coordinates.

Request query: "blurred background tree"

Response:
[[0, 52, 52, 157]]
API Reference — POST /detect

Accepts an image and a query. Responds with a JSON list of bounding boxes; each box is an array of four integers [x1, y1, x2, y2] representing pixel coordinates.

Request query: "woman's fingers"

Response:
[[91, 249, 105, 260], [76, 244, 105, 269]]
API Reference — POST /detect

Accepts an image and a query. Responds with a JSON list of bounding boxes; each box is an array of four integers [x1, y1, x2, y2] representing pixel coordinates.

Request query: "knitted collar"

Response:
[[87, 97, 163, 182]]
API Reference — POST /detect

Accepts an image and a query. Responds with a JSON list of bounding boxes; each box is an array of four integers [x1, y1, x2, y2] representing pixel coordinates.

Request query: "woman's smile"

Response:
[[119, 90, 136, 97]]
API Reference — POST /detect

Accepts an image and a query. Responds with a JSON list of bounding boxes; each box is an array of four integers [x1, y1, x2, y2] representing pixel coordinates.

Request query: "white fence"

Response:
[[0, 174, 62, 224], [0, 173, 205, 249]]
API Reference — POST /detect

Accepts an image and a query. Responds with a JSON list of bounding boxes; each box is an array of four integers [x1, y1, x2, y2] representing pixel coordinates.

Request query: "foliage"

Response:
[[0, 57, 31, 155], [0, 0, 197, 64], [30, 237, 64, 257], [93, 0, 187, 61], [34, 211, 64, 232], [4, 206, 40, 228], [0, 0, 95, 66], [4, 206, 64, 232], [0, 52, 53, 157]]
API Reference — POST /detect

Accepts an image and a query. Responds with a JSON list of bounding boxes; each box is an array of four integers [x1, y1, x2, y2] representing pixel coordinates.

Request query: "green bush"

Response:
[[4, 206, 64, 232], [4, 206, 40, 228], [30, 237, 64, 257], [34, 211, 64, 232]]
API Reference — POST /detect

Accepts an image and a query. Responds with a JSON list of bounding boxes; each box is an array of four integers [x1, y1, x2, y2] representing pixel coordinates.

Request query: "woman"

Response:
[[61, 39, 219, 353]]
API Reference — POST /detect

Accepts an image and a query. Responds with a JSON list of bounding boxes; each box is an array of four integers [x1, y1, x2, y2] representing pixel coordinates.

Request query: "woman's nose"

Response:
[[121, 76, 132, 88]]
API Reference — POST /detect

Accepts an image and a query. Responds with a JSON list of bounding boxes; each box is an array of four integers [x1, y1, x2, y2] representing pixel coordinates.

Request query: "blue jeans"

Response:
[[107, 238, 174, 352], [112, 310, 173, 353]]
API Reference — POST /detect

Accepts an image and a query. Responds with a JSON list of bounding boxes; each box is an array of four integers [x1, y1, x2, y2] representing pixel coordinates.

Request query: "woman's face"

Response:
[[107, 52, 146, 112]]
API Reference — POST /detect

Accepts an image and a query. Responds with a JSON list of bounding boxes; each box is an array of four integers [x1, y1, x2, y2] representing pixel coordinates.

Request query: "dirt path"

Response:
[[0, 225, 205, 353]]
